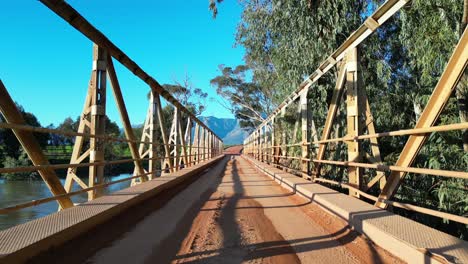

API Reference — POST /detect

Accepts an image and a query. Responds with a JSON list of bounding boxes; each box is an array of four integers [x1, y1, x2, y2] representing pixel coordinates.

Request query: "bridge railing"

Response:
[[0, 0, 223, 214], [243, 0, 468, 225]]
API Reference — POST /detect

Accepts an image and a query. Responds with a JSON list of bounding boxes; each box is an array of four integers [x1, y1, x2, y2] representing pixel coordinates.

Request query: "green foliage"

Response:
[[53, 117, 80, 145], [0, 104, 49, 158], [211, 65, 274, 130], [212, 0, 367, 131], [0, 104, 48, 180], [400, 0, 463, 89], [2, 149, 38, 180], [161, 74, 208, 117], [209, 0, 224, 18]]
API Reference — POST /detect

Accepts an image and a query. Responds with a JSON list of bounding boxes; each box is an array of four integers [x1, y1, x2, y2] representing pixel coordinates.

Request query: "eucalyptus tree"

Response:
[[210, 65, 275, 130], [237, 0, 365, 101]]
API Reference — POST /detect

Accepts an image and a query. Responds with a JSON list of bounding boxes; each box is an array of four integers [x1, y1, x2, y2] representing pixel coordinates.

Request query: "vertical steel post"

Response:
[[300, 89, 310, 179], [271, 117, 275, 165], [88, 44, 107, 199], [346, 48, 363, 197]]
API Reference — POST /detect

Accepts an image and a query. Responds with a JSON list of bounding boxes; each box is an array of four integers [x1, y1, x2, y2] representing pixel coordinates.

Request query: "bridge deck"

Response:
[[40, 155, 400, 264], [1, 151, 467, 263]]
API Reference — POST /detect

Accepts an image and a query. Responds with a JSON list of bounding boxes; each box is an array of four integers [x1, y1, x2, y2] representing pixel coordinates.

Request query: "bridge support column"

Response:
[[179, 116, 188, 169], [65, 44, 108, 201], [213, 135, 216, 157], [211, 132, 215, 158], [168, 108, 188, 171], [202, 129, 207, 162], [271, 118, 275, 165], [280, 108, 287, 171], [200, 127, 205, 162], [193, 123, 200, 164], [300, 89, 310, 179], [184, 118, 192, 167], [258, 129, 261, 161], [212, 133, 215, 158], [208, 130, 211, 159], [88, 45, 107, 200], [346, 48, 364, 198], [210, 132, 213, 159], [148, 93, 160, 177], [263, 123, 271, 163], [207, 131, 211, 160], [253, 130, 256, 159], [252, 131, 256, 159], [0, 81, 74, 209], [152, 93, 172, 175], [260, 127, 264, 162], [313, 61, 347, 180], [259, 128, 262, 161], [132, 91, 163, 183]]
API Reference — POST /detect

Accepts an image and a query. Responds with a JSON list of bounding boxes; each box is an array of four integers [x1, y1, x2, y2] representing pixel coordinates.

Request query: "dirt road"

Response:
[[171, 157, 402, 264], [16, 146, 400, 263], [84, 155, 401, 263]]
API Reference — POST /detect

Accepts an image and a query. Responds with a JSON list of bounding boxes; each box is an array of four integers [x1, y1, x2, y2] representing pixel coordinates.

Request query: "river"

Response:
[[0, 174, 132, 231]]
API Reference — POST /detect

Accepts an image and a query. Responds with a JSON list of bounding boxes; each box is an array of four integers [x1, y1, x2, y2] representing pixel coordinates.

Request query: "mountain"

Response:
[[222, 120, 249, 145], [198, 116, 236, 139], [199, 116, 248, 145]]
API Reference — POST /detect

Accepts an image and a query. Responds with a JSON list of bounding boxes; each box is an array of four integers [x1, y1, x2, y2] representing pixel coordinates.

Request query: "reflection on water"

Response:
[[0, 174, 131, 231]]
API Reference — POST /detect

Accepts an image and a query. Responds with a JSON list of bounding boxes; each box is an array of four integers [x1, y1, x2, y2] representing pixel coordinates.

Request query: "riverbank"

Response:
[[0, 158, 138, 181], [49, 158, 136, 178]]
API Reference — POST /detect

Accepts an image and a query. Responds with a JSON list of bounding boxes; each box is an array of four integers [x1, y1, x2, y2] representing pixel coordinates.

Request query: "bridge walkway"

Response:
[[37, 154, 400, 264]]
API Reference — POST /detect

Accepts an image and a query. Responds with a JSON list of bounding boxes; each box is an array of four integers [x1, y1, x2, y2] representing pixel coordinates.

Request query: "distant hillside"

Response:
[[198, 116, 236, 139], [199, 116, 248, 145], [222, 120, 249, 145]]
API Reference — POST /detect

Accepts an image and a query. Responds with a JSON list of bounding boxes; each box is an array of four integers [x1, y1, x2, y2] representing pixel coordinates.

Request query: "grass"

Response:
[[45, 145, 73, 159]]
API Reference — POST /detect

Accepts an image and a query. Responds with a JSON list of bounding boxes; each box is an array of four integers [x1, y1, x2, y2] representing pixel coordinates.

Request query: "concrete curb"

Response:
[[242, 155, 468, 264]]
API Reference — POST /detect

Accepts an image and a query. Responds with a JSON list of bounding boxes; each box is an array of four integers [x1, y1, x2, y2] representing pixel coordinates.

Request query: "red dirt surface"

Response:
[[173, 192, 300, 264], [224, 145, 244, 155], [170, 157, 404, 264]]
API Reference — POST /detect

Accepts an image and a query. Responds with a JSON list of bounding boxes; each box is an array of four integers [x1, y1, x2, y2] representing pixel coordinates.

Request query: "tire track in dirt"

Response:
[[172, 156, 404, 264], [173, 191, 300, 264]]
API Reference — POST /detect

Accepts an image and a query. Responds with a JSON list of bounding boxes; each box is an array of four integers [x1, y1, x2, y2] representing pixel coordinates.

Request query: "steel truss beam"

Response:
[[106, 56, 147, 185], [375, 27, 468, 208], [0, 81, 74, 209], [65, 44, 107, 201]]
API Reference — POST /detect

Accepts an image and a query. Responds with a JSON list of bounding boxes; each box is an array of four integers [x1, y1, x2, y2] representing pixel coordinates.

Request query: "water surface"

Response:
[[0, 174, 131, 230]]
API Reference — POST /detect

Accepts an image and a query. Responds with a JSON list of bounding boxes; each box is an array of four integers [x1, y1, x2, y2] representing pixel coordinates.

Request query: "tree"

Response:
[[211, 0, 365, 130], [56, 117, 80, 145], [162, 74, 209, 117], [2, 149, 39, 180], [0, 104, 49, 158], [209, 0, 224, 18], [210, 64, 275, 130]]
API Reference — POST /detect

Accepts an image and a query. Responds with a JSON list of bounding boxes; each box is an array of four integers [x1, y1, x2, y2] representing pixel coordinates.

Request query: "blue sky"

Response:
[[0, 1, 243, 127]]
